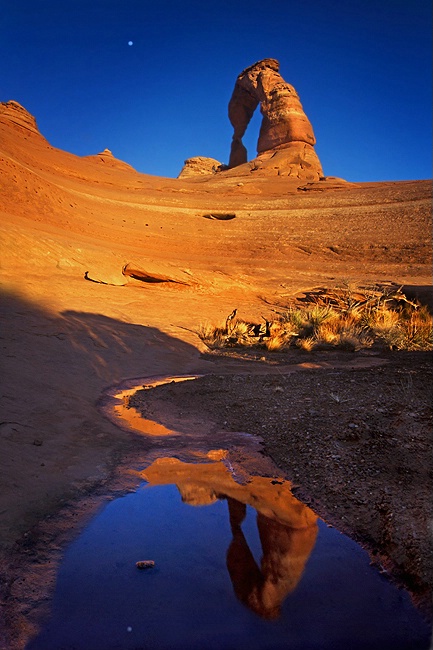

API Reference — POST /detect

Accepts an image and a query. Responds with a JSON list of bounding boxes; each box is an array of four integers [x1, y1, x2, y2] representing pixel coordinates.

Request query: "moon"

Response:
[[128, 41, 133, 46]]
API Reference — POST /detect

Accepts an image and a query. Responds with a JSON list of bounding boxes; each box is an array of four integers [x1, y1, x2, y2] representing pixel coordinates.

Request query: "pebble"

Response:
[[136, 560, 155, 570]]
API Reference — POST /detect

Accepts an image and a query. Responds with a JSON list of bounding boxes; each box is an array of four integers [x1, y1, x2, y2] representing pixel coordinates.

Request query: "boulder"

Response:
[[178, 156, 225, 178]]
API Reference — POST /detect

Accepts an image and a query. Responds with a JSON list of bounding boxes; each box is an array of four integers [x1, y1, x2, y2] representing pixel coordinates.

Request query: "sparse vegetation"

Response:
[[198, 284, 433, 352]]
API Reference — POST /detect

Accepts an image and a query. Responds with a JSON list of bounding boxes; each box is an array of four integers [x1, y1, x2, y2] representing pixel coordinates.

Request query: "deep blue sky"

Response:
[[1, 0, 432, 181]]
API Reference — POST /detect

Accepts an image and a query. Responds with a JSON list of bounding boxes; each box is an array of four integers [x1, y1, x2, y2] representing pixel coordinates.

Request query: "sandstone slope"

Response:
[[1, 97, 431, 540], [0, 99, 431, 646]]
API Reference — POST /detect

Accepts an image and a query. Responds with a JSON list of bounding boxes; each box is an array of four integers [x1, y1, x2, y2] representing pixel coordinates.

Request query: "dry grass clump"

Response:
[[197, 321, 229, 349], [367, 304, 433, 351], [199, 284, 432, 353]]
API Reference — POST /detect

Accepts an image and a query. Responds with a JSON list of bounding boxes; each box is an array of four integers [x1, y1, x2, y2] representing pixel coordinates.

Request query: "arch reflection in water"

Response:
[[226, 499, 317, 619], [29, 456, 431, 650], [142, 456, 318, 620]]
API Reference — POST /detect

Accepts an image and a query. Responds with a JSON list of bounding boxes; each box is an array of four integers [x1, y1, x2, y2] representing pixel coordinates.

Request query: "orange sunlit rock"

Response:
[[228, 59, 323, 178]]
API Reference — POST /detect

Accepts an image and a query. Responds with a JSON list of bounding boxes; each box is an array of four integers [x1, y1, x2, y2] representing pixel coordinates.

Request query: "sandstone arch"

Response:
[[228, 59, 323, 179]]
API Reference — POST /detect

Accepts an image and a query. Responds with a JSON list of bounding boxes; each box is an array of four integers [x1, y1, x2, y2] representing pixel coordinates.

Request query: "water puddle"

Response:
[[109, 376, 200, 437], [27, 376, 431, 649]]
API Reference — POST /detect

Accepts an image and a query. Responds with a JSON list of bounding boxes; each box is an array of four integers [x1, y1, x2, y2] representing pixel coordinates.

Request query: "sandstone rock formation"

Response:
[[228, 59, 323, 180], [178, 156, 225, 178], [84, 148, 136, 171], [0, 100, 40, 135]]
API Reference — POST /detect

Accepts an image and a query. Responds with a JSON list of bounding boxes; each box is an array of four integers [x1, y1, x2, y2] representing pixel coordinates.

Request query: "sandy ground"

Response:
[[0, 102, 432, 648]]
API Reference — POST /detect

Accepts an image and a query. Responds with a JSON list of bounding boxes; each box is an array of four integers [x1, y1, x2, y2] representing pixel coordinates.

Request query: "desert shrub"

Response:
[[315, 313, 373, 351], [282, 307, 306, 331], [295, 336, 316, 352], [308, 305, 335, 329], [229, 320, 257, 346], [198, 285, 432, 353], [372, 305, 433, 350], [264, 328, 296, 351], [264, 335, 288, 352], [402, 306, 433, 350], [198, 322, 228, 349], [280, 305, 336, 340]]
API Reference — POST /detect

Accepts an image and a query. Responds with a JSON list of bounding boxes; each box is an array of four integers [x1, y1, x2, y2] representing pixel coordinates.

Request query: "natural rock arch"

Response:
[[228, 59, 323, 179]]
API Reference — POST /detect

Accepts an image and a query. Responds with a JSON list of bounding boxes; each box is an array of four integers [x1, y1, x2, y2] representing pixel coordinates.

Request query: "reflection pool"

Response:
[[28, 461, 430, 650]]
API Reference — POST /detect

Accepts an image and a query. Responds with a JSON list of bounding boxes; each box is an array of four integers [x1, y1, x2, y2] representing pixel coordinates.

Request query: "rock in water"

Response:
[[136, 560, 155, 570], [228, 58, 323, 179]]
